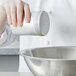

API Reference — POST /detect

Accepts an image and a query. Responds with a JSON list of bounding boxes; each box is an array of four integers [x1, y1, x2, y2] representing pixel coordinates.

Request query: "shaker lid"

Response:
[[39, 11, 50, 36]]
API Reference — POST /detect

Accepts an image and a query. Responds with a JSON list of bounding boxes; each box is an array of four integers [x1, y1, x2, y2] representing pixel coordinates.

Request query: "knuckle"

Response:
[[17, 0, 22, 6], [25, 3, 29, 8], [26, 3, 29, 6], [17, 2, 23, 10]]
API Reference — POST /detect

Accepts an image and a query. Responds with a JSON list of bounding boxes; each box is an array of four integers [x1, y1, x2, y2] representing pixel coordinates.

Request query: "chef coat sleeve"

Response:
[[0, 23, 18, 47]]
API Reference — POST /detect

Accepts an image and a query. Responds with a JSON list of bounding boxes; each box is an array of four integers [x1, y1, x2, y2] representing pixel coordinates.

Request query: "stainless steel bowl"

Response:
[[21, 46, 76, 76]]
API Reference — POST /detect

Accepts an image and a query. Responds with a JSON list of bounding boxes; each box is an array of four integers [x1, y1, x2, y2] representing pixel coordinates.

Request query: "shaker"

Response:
[[10, 11, 50, 36]]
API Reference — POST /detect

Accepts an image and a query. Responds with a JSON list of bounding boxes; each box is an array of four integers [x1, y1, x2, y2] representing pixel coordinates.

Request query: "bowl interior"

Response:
[[22, 47, 76, 59]]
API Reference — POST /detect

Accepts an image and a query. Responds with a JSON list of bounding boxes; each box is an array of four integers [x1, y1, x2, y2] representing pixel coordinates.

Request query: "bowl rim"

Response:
[[20, 46, 76, 61]]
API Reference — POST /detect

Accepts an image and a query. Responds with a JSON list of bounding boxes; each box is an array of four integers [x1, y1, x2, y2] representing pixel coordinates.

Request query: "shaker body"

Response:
[[10, 11, 50, 36]]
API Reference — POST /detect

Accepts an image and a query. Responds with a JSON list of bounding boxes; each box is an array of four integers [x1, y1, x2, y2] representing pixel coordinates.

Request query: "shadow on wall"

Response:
[[0, 55, 19, 72], [0, 48, 19, 72]]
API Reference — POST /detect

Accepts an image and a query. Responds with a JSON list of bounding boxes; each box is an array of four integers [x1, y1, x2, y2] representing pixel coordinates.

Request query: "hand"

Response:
[[1, 0, 31, 27], [0, 6, 7, 37]]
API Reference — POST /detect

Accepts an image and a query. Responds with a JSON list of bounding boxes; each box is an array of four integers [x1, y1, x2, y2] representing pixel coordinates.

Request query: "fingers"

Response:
[[11, 5, 17, 27], [24, 3, 31, 23], [17, 0, 24, 27], [6, 6, 12, 24], [6, 1, 31, 27]]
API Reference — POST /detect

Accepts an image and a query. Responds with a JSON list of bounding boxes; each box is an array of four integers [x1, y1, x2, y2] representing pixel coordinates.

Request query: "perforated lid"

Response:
[[38, 11, 50, 35]]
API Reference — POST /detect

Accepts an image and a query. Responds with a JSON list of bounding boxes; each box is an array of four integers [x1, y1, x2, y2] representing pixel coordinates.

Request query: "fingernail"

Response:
[[13, 23, 17, 27], [26, 18, 31, 23], [10, 21, 12, 24], [18, 22, 22, 27], [20, 23, 23, 27], [26, 19, 30, 23]]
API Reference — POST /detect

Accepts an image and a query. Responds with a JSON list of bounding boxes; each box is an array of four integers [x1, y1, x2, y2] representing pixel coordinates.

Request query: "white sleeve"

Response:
[[22, 0, 42, 11], [22, 0, 55, 12], [0, 23, 19, 47], [40, 0, 55, 12]]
